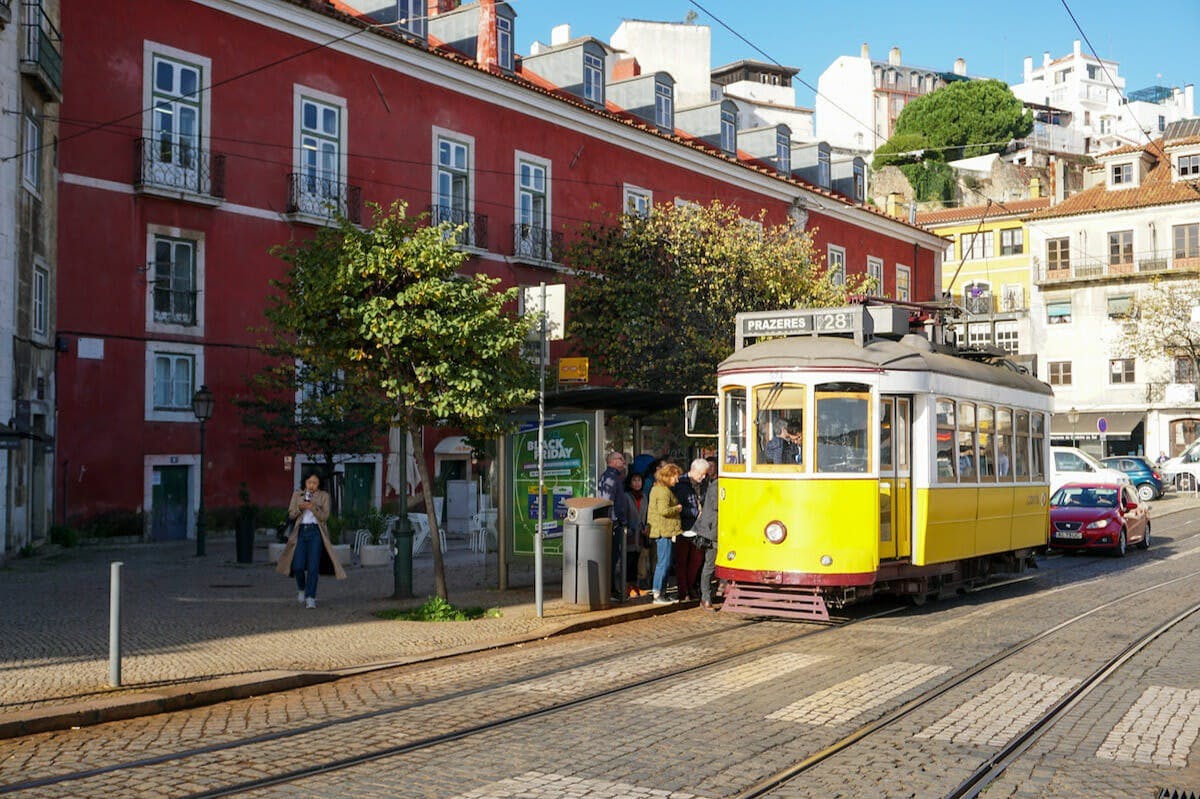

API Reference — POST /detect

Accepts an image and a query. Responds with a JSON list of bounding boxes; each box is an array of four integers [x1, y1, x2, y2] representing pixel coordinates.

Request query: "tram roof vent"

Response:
[[899, 333, 933, 351]]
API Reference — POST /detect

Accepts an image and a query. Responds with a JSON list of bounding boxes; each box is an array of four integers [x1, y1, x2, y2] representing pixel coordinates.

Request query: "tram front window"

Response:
[[755, 384, 805, 467], [816, 382, 870, 473]]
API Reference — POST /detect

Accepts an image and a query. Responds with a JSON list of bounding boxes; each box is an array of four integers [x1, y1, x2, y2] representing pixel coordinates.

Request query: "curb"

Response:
[[0, 600, 685, 740]]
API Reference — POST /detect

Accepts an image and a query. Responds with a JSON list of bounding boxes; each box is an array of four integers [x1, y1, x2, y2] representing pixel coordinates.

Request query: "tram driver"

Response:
[[764, 419, 804, 465]]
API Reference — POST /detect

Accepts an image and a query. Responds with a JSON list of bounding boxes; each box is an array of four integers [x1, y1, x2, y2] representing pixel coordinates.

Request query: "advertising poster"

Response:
[[511, 418, 591, 556]]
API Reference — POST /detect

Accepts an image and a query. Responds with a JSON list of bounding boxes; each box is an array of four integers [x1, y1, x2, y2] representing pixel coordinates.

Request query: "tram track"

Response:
[[728, 565, 1200, 799]]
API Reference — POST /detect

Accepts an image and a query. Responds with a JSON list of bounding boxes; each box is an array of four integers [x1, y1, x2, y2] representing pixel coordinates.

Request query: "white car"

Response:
[[1050, 446, 1130, 494], [1161, 438, 1200, 490]]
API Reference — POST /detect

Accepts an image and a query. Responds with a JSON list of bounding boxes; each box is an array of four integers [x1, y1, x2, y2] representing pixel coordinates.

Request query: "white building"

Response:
[[1011, 40, 1195, 156], [710, 60, 814, 142], [816, 44, 969, 156], [1027, 120, 1200, 459], [608, 18, 711, 109]]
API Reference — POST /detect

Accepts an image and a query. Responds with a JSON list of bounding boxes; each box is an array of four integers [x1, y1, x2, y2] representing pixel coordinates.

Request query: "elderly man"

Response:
[[597, 451, 628, 601], [671, 458, 710, 602]]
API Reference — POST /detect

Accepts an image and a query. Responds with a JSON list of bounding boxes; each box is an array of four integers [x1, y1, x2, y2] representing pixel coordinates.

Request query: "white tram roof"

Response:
[[719, 334, 1054, 397]]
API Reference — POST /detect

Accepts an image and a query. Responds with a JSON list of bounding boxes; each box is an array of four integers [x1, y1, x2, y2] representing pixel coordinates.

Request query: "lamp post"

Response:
[[1067, 406, 1079, 450], [192, 385, 215, 557]]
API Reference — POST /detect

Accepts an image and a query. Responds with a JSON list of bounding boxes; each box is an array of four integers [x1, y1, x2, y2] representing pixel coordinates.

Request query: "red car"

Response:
[[1049, 482, 1150, 556]]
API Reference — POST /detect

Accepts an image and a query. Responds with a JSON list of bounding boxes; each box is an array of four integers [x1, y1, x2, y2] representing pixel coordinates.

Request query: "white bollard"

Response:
[[109, 561, 122, 687]]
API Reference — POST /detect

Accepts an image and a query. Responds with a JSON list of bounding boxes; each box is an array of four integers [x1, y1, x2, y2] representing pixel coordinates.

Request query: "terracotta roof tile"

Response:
[[915, 197, 1051, 226]]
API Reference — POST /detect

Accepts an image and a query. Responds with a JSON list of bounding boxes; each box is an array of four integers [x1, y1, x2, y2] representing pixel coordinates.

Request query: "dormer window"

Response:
[[395, 0, 426, 37], [1179, 154, 1200, 178], [776, 131, 790, 175], [720, 108, 736, 154], [818, 150, 830, 188], [496, 16, 513, 71], [583, 52, 603, 104], [853, 163, 865, 201], [1111, 163, 1132, 185], [654, 82, 673, 131]]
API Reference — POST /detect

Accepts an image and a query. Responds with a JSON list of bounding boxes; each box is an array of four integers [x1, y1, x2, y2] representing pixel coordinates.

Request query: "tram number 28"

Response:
[[814, 312, 855, 332]]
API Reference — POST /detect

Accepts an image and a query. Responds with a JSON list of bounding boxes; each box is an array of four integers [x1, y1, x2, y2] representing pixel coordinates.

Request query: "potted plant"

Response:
[[359, 507, 392, 567]]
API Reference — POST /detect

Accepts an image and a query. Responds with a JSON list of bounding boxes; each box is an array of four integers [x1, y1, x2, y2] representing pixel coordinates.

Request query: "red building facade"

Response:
[[55, 0, 944, 537]]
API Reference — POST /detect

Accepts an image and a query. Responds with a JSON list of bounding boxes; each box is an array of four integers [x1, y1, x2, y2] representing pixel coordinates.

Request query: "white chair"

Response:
[[408, 513, 447, 555], [468, 509, 498, 553]]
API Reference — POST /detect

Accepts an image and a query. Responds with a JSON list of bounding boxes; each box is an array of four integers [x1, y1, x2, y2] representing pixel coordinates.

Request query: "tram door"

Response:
[[878, 397, 911, 561]]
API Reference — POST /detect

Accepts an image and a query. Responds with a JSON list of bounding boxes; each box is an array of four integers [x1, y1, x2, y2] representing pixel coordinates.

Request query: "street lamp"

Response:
[[192, 385, 215, 557], [1067, 406, 1079, 449]]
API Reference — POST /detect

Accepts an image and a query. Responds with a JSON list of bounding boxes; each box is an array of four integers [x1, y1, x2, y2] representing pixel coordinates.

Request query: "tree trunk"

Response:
[[410, 423, 449, 600]]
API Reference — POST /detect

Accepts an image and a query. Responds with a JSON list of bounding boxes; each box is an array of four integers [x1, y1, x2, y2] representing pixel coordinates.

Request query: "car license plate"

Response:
[[1055, 530, 1083, 540]]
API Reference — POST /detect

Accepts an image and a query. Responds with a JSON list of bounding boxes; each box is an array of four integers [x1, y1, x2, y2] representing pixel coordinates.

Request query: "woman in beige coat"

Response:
[[647, 462, 683, 604], [276, 473, 345, 607]]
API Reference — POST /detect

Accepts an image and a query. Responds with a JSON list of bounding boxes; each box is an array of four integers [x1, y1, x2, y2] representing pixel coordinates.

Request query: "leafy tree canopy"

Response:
[[565, 200, 870, 394], [882, 79, 1033, 163], [1110, 280, 1200, 390]]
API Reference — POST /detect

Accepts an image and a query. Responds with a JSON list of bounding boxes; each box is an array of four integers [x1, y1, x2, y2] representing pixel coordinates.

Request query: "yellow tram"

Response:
[[699, 303, 1053, 620]]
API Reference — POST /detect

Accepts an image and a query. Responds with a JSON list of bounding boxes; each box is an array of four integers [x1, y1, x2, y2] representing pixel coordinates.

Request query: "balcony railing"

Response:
[[1038, 251, 1200, 283], [135, 138, 226, 199], [153, 287, 197, 327], [20, 1, 61, 100], [511, 223, 563, 263], [286, 173, 362, 225], [427, 204, 488, 249]]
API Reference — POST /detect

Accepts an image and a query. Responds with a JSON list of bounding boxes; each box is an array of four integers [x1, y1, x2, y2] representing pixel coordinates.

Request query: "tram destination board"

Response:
[[736, 307, 864, 348]]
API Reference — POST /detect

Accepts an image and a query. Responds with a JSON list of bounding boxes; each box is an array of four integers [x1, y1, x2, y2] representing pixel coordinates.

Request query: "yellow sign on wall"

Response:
[[558, 357, 589, 383]]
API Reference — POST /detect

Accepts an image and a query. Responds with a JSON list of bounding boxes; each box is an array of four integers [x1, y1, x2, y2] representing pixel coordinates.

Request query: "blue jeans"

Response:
[[292, 524, 322, 598], [652, 537, 674, 595]]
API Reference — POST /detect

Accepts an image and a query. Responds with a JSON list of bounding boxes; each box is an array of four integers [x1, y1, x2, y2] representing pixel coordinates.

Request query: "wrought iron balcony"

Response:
[[427, 204, 488, 249], [20, 1, 61, 100], [135, 138, 226, 200], [1040, 250, 1200, 283], [153, 287, 197, 327], [964, 293, 993, 315], [286, 173, 362, 225], [511, 223, 563, 263]]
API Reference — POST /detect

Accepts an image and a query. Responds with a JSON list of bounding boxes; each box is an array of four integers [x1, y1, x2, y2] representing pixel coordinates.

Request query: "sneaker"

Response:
[[305, 597, 317, 609], [653, 595, 674, 605], [297, 591, 306, 604]]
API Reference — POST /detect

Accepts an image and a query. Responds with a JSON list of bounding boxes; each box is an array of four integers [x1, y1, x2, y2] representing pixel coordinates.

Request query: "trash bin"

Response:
[[562, 497, 613, 609], [235, 513, 255, 564]]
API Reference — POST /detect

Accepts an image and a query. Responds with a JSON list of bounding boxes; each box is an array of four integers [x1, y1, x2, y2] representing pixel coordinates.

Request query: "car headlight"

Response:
[[1086, 519, 1110, 529], [764, 520, 787, 544]]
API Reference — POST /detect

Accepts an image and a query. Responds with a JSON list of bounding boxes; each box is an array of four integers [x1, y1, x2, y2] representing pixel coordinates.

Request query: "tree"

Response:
[[885, 79, 1033, 163], [565, 200, 870, 394], [1110, 280, 1200, 394], [268, 201, 537, 600]]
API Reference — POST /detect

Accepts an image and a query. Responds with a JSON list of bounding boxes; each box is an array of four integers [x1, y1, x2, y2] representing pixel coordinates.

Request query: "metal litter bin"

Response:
[[562, 497, 613, 609]]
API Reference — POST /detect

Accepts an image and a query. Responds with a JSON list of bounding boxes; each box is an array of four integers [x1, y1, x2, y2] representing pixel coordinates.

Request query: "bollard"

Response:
[[109, 561, 122, 687]]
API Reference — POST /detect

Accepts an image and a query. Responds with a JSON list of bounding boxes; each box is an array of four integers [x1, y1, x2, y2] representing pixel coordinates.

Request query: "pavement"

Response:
[[0, 527, 675, 739], [3, 488, 1197, 740]]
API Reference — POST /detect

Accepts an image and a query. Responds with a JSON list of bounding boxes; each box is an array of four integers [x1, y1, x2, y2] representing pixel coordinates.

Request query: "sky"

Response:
[[510, 0, 1199, 110]]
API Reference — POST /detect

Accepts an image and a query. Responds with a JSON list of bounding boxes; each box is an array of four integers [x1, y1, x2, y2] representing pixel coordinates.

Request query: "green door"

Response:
[[343, 463, 374, 522], [151, 466, 190, 541]]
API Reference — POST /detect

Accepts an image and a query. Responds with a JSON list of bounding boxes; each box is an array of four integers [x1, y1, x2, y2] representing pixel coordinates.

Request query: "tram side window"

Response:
[[755, 384, 806, 467], [1031, 412, 1046, 479], [978, 405, 995, 481], [815, 382, 869, 473], [936, 398, 957, 482], [957, 401, 977, 482], [996, 408, 1014, 482], [1015, 410, 1031, 479], [723, 388, 748, 466]]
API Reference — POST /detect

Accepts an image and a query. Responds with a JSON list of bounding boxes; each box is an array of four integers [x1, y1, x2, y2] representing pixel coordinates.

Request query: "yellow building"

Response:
[[916, 196, 1050, 364]]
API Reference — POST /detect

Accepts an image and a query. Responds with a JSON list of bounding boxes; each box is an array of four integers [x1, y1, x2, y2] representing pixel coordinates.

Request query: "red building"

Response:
[[55, 0, 945, 539]]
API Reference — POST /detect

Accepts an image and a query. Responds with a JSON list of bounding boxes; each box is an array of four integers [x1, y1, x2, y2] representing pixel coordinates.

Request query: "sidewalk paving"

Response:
[[3, 489, 1197, 739], [0, 531, 672, 738]]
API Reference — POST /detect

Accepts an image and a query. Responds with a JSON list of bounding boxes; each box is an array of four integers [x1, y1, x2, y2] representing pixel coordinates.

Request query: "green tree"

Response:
[[268, 202, 537, 599], [565, 200, 870, 394], [1110, 280, 1200, 395], [886, 79, 1033, 163]]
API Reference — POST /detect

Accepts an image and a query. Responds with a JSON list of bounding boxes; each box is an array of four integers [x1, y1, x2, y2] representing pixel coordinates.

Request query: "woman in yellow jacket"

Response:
[[647, 462, 683, 604]]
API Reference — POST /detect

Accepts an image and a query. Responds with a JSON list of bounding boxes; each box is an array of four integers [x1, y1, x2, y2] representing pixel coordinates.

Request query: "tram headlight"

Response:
[[763, 520, 787, 544]]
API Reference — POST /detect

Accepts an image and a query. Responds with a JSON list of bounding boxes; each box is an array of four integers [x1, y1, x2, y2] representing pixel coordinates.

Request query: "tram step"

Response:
[[719, 584, 830, 621]]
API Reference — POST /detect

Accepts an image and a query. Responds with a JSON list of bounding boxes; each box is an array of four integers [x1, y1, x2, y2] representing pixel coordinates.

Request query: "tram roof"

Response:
[[719, 335, 1053, 396]]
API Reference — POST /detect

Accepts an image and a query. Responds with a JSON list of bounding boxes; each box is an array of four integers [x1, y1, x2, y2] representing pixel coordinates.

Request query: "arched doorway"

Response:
[[1169, 417, 1200, 458]]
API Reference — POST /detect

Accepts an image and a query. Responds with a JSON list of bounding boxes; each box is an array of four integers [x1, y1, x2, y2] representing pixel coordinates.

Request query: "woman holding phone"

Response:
[[276, 472, 345, 607]]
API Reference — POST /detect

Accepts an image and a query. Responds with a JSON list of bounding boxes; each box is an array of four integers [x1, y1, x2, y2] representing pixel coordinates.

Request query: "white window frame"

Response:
[[146, 225, 205, 336], [496, 15, 513, 71], [775, 131, 790, 174], [1178, 154, 1200, 178], [853, 164, 865, 201], [32, 262, 48, 338], [720, 108, 736, 154], [583, 51, 604, 103], [432, 128, 475, 235], [896, 264, 911, 301], [817, 150, 830, 188], [867, 256, 884, 291], [999, 227, 1024, 255], [622, 183, 652, 217], [22, 107, 40, 195], [962, 231, 994, 260], [827, 245, 846, 286], [514, 150, 552, 260], [292, 84, 348, 216], [994, 320, 1019, 354], [1109, 358, 1135, 384], [145, 341, 204, 422], [142, 41, 212, 189], [1111, 162, 1132, 185], [654, 81, 673, 131], [395, 0, 426, 37]]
